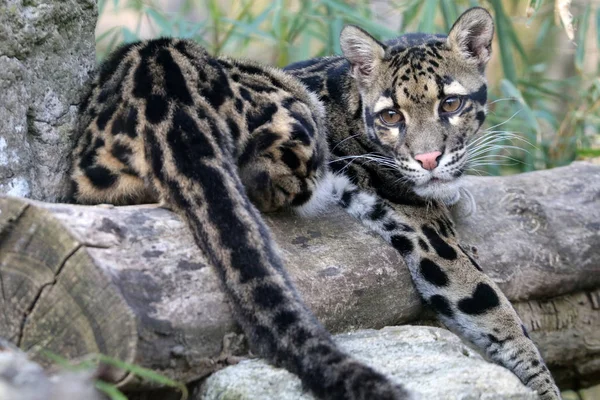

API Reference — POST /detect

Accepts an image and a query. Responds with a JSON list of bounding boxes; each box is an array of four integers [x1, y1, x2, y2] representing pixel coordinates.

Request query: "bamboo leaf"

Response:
[[489, 0, 518, 83], [440, 0, 458, 32], [575, 3, 591, 73], [417, 0, 438, 33], [401, 1, 424, 29], [121, 27, 139, 44], [146, 7, 172, 35], [500, 79, 540, 134]]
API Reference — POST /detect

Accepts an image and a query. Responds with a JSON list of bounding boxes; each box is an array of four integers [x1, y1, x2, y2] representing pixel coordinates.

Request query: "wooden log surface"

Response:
[[0, 162, 599, 390]]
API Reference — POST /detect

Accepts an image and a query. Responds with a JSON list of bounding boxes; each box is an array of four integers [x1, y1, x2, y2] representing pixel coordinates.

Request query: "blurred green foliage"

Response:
[[96, 0, 599, 175]]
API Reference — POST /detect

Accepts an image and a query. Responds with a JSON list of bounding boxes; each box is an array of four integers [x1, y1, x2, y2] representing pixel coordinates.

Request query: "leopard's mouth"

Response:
[[412, 175, 463, 203]]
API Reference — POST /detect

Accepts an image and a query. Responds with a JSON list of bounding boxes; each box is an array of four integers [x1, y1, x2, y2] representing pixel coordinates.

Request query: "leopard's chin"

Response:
[[412, 176, 463, 205]]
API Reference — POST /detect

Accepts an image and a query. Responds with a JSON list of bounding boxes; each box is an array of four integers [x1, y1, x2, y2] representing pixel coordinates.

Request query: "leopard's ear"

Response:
[[447, 7, 494, 68], [340, 25, 386, 87]]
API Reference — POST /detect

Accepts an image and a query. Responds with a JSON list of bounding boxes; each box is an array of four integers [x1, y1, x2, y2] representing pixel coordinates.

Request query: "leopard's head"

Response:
[[340, 7, 494, 204]]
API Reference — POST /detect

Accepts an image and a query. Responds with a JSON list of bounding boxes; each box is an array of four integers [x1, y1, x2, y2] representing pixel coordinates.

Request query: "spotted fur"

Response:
[[286, 7, 561, 400], [71, 38, 410, 399]]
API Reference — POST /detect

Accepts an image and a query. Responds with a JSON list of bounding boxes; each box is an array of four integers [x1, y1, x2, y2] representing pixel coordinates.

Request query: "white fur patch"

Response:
[[443, 81, 468, 96], [294, 172, 352, 217], [449, 114, 461, 126], [373, 97, 394, 113]]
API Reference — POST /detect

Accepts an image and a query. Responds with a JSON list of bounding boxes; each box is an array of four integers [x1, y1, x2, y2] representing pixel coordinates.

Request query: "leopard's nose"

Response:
[[414, 151, 442, 171]]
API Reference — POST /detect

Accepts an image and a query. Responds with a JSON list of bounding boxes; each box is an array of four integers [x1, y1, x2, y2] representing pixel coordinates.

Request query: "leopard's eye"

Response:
[[440, 96, 463, 113], [379, 109, 404, 126]]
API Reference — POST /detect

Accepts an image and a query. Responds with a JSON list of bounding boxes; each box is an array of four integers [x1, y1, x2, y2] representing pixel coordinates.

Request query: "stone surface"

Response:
[[197, 326, 537, 400], [1, 161, 599, 389], [0, 0, 96, 201]]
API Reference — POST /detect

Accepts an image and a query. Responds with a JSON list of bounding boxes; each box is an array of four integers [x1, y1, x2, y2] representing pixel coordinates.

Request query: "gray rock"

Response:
[[0, 0, 97, 201], [198, 326, 537, 400]]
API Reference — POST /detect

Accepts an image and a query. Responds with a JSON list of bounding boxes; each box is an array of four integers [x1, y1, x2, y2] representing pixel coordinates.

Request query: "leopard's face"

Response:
[[341, 8, 494, 203]]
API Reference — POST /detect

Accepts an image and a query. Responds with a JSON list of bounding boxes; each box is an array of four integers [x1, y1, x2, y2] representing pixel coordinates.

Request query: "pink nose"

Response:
[[414, 151, 442, 171]]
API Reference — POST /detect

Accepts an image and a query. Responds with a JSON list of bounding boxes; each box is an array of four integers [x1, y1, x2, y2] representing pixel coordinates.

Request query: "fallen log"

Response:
[[0, 162, 598, 390]]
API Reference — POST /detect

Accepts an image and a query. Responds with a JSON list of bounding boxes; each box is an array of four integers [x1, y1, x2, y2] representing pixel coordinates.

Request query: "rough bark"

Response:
[[0, 0, 96, 201], [0, 162, 599, 390]]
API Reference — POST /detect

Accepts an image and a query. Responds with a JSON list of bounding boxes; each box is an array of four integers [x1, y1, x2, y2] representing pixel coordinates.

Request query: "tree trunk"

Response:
[[0, 162, 599, 390]]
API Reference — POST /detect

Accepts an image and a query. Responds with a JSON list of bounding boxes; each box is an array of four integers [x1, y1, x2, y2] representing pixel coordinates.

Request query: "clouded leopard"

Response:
[[70, 6, 560, 400]]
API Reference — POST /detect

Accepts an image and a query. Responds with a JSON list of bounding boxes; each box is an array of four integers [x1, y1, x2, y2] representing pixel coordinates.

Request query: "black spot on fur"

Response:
[[125, 107, 138, 138], [422, 225, 457, 260], [281, 147, 301, 170], [85, 166, 118, 189], [78, 136, 104, 170], [156, 48, 193, 105], [289, 110, 315, 138], [420, 258, 449, 286], [111, 112, 126, 135], [274, 310, 298, 333], [235, 98, 244, 113], [368, 202, 387, 221], [383, 221, 397, 231], [470, 84, 487, 105], [238, 130, 280, 166], [458, 283, 500, 315], [244, 82, 278, 94], [476, 111, 486, 126], [429, 295, 454, 317], [133, 59, 153, 99], [111, 142, 133, 166], [96, 102, 117, 131], [254, 284, 284, 309], [97, 42, 137, 86], [302, 75, 323, 92], [291, 190, 313, 207], [239, 87, 252, 102], [391, 235, 414, 255], [247, 103, 278, 133], [168, 108, 214, 178], [339, 189, 356, 208], [144, 127, 165, 181], [292, 327, 310, 348], [146, 94, 169, 124], [418, 238, 430, 252], [200, 58, 233, 108], [290, 123, 311, 146]]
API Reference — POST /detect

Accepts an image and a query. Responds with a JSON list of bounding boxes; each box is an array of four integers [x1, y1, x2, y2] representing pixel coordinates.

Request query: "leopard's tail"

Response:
[[141, 104, 411, 400]]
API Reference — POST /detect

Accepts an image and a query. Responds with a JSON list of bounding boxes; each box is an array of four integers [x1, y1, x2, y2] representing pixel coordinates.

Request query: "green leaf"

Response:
[[577, 148, 600, 158], [121, 27, 139, 44], [575, 3, 591, 73], [440, 0, 458, 32], [95, 381, 128, 400], [401, 1, 424, 29], [489, 0, 518, 83], [526, 0, 543, 17], [417, 0, 438, 33], [146, 7, 173, 35], [500, 79, 540, 135]]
